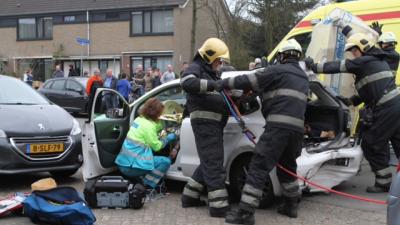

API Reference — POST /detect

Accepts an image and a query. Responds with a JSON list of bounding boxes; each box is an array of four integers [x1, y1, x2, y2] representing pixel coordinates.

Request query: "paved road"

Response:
[[0, 117, 389, 225]]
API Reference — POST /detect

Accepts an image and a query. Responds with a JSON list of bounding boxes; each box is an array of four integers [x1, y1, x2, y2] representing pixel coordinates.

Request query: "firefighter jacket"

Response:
[[383, 46, 399, 77], [311, 47, 397, 107], [180, 54, 228, 122], [221, 59, 309, 133]]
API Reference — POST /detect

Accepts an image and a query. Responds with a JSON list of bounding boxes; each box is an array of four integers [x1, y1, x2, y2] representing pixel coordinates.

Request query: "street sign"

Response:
[[76, 37, 90, 46]]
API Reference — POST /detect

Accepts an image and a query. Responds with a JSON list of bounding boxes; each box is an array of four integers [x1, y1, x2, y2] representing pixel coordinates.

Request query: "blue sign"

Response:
[[76, 37, 90, 46]]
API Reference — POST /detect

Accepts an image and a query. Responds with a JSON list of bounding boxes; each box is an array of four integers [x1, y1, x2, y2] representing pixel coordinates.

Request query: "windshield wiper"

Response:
[[0, 102, 38, 105]]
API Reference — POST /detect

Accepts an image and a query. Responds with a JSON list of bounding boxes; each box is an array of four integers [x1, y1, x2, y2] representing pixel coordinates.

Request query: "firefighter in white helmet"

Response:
[[220, 39, 309, 224]]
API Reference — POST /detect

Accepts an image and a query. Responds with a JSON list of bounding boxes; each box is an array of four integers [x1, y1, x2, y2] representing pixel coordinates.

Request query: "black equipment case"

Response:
[[84, 176, 146, 209]]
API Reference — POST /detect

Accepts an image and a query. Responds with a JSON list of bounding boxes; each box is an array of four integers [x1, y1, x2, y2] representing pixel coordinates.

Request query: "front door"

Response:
[[81, 88, 131, 180]]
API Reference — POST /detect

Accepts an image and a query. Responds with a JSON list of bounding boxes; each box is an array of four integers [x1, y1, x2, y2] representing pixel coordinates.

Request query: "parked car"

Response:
[[82, 71, 363, 206], [39, 77, 89, 114], [0, 75, 83, 177], [388, 163, 400, 225]]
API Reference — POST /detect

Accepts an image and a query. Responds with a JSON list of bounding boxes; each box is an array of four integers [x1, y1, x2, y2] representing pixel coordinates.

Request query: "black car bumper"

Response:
[[0, 134, 83, 174]]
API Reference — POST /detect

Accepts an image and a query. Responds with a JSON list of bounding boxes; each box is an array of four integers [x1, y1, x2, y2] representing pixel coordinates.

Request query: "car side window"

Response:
[[51, 80, 66, 90], [66, 80, 83, 92], [43, 81, 53, 89]]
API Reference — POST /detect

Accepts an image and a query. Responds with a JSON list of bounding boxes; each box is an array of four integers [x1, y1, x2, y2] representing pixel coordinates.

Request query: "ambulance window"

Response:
[[291, 32, 312, 53], [269, 31, 312, 64]]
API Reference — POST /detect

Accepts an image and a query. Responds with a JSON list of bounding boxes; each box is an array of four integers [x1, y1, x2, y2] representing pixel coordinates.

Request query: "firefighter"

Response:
[[370, 21, 399, 77], [180, 38, 231, 217], [378, 32, 399, 77], [305, 32, 400, 193], [221, 39, 308, 224]]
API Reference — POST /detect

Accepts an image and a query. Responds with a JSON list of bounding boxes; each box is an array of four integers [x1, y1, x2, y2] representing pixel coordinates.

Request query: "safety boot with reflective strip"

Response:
[[366, 167, 392, 193], [181, 178, 207, 208], [208, 188, 230, 218], [277, 197, 300, 218]]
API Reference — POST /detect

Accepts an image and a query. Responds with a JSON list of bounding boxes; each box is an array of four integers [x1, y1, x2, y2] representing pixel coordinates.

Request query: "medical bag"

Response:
[[83, 176, 146, 209]]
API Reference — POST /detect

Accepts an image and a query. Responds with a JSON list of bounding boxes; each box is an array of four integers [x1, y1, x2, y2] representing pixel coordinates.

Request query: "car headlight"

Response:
[[0, 129, 6, 138], [70, 119, 82, 136]]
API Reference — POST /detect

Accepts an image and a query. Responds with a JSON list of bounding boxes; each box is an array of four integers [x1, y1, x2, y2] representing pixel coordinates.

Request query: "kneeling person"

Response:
[[115, 98, 176, 188]]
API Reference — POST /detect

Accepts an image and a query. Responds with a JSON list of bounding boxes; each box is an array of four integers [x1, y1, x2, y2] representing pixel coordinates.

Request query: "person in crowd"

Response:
[[103, 69, 118, 110], [83, 71, 89, 77], [132, 64, 145, 96], [144, 66, 154, 93], [254, 58, 262, 68], [52, 65, 64, 78], [114, 98, 177, 188], [68, 64, 79, 77], [86, 69, 103, 113], [117, 73, 132, 102], [180, 38, 231, 218], [305, 29, 400, 193], [152, 67, 162, 88], [23, 69, 34, 86], [161, 64, 176, 84], [249, 62, 256, 70], [180, 61, 189, 78], [222, 39, 308, 224]]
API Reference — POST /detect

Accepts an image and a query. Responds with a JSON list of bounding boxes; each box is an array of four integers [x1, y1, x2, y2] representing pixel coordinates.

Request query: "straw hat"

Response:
[[31, 178, 57, 191]]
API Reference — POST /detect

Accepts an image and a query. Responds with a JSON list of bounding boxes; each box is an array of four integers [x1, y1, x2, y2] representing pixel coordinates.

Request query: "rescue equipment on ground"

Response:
[[84, 176, 146, 209], [23, 186, 96, 225], [31, 177, 57, 191]]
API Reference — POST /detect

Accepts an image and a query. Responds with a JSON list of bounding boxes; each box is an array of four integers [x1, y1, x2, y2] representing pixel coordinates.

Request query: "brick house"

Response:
[[0, 0, 230, 81]]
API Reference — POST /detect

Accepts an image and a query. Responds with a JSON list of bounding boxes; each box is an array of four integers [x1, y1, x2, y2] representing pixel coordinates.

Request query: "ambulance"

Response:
[[268, 0, 400, 88]]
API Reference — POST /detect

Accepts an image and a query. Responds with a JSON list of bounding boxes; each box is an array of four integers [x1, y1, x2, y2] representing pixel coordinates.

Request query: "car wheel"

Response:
[[229, 155, 274, 208], [50, 169, 79, 178]]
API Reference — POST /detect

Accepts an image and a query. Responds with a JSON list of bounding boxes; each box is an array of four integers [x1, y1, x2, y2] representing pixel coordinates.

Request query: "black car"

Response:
[[0, 75, 83, 176], [39, 77, 89, 114]]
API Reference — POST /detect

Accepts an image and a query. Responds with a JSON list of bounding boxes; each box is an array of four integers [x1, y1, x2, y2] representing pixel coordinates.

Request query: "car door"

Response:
[[82, 88, 131, 181], [65, 79, 87, 112]]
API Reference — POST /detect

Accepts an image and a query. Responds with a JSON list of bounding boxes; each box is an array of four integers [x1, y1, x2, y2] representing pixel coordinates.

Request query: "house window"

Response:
[[18, 17, 52, 40], [131, 56, 172, 75], [64, 16, 76, 23], [105, 12, 120, 20], [131, 10, 173, 35]]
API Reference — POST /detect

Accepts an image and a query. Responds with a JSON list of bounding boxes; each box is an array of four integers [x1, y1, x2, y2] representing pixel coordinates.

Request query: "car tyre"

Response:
[[229, 155, 274, 208], [50, 169, 79, 178]]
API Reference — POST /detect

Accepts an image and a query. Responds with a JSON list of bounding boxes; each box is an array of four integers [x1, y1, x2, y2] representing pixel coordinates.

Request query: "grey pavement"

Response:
[[0, 117, 389, 225]]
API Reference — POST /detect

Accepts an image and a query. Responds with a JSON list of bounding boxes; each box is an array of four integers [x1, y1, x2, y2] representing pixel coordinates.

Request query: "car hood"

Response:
[[0, 104, 74, 137]]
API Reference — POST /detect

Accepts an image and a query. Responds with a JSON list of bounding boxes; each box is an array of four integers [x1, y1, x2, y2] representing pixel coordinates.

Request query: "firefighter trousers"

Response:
[[182, 117, 229, 213], [361, 99, 400, 188], [239, 127, 302, 213]]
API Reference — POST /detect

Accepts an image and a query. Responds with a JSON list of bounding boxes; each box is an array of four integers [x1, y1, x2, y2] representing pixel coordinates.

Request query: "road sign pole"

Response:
[[81, 47, 83, 76]]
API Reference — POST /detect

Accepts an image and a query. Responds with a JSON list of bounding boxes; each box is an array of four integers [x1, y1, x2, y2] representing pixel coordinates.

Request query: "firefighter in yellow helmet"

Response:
[[180, 38, 231, 217], [219, 39, 308, 224], [306, 31, 400, 193]]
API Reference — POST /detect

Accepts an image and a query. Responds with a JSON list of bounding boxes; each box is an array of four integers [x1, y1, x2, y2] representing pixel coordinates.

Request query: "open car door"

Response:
[[82, 88, 131, 181]]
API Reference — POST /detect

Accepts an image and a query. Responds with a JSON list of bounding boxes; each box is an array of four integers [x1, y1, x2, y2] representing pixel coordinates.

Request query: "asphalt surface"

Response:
[[0, 116, 389, 225]]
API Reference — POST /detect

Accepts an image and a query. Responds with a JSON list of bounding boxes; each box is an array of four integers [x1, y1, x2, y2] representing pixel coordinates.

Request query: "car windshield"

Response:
[[0, 76, 50, 105]]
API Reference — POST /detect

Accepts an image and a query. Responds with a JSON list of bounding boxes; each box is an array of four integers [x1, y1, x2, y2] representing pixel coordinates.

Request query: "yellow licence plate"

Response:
[[28, 143, 64, 154]]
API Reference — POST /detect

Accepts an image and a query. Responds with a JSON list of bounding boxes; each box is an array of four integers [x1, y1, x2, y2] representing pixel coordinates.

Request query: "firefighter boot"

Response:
[[181, 178, 207, 208], [225, 208, 255, 225], [181, 195, 207, 208], [277, 197, 299, 218], [366, 185, 390, 193], [366, 168, 392, 193]]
